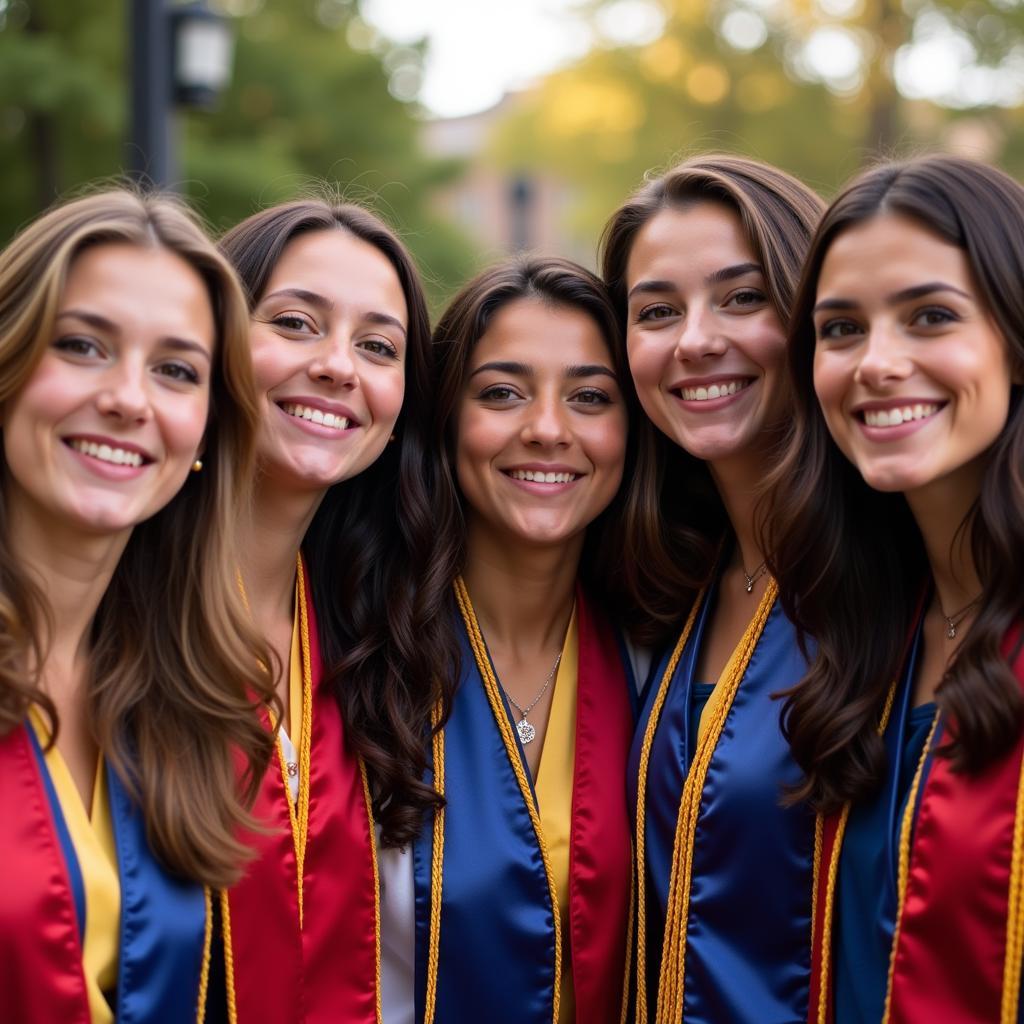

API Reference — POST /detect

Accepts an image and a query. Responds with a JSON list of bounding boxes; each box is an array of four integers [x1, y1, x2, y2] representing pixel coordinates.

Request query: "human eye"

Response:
[[910, 305, 958, 329], [478, 384, 522, 403], [816, 318, 862, 343], [570, 387, 613, 407], [154, 361, 200, 385], [635, 303, 678, 324], [264, 311, 317, 335], [723, 288, 768, 310], [357, 338, 400, 360], [54, 335, 103, 359]]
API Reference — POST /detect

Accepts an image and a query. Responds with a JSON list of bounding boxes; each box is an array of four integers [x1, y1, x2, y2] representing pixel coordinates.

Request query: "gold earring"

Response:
[[388, 433, 396, 443], [192, 459, 203, 472]]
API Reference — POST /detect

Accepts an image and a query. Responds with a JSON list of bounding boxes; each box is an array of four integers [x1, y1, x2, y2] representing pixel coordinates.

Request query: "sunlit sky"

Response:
[[359, 0, 1024, 119]]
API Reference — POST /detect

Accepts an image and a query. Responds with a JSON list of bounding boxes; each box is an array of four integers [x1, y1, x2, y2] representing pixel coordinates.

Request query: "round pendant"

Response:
[[516, 718, 536, 745]]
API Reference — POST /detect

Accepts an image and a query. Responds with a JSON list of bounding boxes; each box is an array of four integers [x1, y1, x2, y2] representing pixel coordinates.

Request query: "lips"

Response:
[[507, 468, 579, 484], [279, 402, 352, 431], [63, 436, 153, 468], [675, 378, 753, 402], [858, 402, 943, 428]]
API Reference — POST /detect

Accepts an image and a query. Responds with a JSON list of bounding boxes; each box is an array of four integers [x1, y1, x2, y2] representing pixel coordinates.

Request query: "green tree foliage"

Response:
[[0, 0, 475, 305]]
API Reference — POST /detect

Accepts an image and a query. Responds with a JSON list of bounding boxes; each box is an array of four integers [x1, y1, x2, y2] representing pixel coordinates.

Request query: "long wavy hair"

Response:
[[765, 155, 1024, 813], [0, 188, 277, 888], [220, 198, 449, 848], [428, 255, 637, 647], [599, 155, 825, 647]]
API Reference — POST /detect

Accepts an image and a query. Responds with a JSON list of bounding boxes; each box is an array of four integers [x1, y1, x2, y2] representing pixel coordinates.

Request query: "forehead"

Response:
[[62, 242, 214, 339], [469, 297, 611, 369], [818, 214, 973, 297], [266, 228, 408, 323], [625, 202, 756, 286]]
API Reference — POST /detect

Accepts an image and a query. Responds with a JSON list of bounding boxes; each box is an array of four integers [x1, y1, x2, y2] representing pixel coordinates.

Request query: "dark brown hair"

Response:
[[428, 254, 637, 636], [599, 155, 825, 646], [220, 197, 448, 847], [765, 155, 1024, 812], [0, 188, 277, 888]]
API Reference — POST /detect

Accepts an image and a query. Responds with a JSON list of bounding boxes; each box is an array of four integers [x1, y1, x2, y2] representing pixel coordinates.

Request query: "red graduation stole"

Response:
[[808, 625, 1024, 1024], [224, 560, 379, 1024]]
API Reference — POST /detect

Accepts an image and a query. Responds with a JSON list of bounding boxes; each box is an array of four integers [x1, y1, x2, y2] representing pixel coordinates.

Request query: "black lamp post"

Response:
[[127, 0, 234, 189]]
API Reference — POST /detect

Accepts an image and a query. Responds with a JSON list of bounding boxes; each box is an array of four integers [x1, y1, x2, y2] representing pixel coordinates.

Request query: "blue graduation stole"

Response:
[[628, 580, 815, 1024]]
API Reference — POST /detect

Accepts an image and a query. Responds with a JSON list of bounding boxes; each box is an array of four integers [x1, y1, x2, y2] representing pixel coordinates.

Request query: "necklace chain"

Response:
[[939, 593, 982, 640], [500, 650, 563, 746], [742, 560, 768, 594]]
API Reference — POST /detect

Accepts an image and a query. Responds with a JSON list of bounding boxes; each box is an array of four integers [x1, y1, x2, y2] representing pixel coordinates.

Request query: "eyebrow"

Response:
[[627, 263, 763, 300], [814, 281, 973, 314], [57, 310, 210, 360], [469, 360, 616, 380], [364, 310, 407, 338]]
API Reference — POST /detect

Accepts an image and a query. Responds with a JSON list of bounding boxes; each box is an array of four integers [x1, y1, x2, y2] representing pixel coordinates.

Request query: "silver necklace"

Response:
[[743, 559, 768, 594], [939, 594, 982, 640], [501, 651, 562, 745]]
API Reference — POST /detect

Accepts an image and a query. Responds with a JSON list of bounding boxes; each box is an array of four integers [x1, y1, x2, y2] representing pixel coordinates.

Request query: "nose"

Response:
[[521, 391, 571, 448], [674, 304, 728, 362], [95, 359, 151, 423], [854, 322, 912, 389], [307, 333, 358, 388]]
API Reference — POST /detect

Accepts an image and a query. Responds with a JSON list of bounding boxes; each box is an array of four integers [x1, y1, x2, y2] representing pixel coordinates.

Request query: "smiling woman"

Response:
[[766, 155, 1024, 1023], [0, 189, 276, 1023], [391, 255, 637, 1024]]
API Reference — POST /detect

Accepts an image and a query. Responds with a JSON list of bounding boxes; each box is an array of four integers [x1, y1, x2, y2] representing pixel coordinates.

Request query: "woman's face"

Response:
[[812, 213, 1014, 497], [248, 228, 408, 492], [2, 242, 213, 537], [625, 202, 789, 465], [456, 297, 627, 548]]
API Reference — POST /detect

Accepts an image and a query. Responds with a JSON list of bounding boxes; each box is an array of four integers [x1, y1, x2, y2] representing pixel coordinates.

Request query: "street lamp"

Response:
[[127, 0, 235, 189]]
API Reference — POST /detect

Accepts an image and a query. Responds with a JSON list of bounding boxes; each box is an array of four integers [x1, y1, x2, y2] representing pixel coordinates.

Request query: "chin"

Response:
[[856, 462, 931, 495]]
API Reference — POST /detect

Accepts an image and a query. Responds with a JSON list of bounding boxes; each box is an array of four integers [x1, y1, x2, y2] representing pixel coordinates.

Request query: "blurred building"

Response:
[[420, 94, 589, 267]]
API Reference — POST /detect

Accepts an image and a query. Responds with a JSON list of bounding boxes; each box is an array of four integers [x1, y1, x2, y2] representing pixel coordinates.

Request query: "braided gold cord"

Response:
[[1001, 747, 1024, 1024], [454, 576, 562, 1023], [359, 760, 384, 1024], [423, 701, 446, 1024], [655, 580, 778, 1024], [220, 890, 238, 1024], [632, 596, 703, 1023], [196, 886, 213, 1024]]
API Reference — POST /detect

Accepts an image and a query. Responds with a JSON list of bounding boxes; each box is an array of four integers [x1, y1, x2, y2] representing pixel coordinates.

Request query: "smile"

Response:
[[279, 402, 350, 431], [508, 469, 579, 484], [677, 378, 752, 402], [860, 403, 942, 428], [66, 438, 147, 468]]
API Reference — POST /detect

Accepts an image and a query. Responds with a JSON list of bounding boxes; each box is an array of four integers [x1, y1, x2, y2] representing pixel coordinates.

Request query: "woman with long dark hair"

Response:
[[600, 155, 824, 1022], [767, 154, 1024, 1022], [218, 198, 446, 1024], [400, 256, 634, 1024], [0, 189, 275, 1021]]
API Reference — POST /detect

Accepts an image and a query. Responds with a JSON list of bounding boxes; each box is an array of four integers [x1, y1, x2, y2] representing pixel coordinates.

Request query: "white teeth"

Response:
[[509, 469, 578, 484], [281, 403, 349, 431], [681, 379, 748, 402], [69, 439, 143, 467], [863, 403, 940, 428]]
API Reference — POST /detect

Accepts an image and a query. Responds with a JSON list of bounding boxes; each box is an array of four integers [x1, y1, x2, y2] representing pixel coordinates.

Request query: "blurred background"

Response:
[[2, 0, 1023, 308]]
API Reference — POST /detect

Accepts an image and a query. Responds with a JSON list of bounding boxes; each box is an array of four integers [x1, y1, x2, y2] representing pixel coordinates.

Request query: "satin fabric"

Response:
[[224, 560, 378, 1024], [0, 722, 208, 1023], [629, 583, 815, 1023], [810, 623, 1024, 1024], [412, 586, 632, 1024]]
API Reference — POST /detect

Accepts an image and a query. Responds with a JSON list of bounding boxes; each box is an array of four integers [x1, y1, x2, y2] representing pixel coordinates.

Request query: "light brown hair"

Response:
[[0, 188, 277, 887]]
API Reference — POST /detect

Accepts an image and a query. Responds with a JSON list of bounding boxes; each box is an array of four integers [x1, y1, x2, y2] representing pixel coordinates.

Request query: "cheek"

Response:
[[626, 335, 666, 396], [156, 392, 210, 457], [249, 331, 296, 395], [364, 369, 405, 429]]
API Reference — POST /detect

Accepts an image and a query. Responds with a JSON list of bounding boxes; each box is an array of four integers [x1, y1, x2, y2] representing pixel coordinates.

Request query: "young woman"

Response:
[[600, 156, 825, 1023], [398, 256, 634, 1024], [768, 154, 1024, 1023], [0, 189, 274, 1022], [218, 199, 445, 1024]]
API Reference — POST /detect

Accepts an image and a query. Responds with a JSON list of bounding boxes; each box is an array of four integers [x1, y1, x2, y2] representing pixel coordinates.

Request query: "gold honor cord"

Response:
[[655, 581, 778, 1024], [1002, 746, 1024, 1024], [880, 709, 940, 1024], [359, 760, 384, 1024], [453, 576, 563, 1024], [632, 594, 704, 1024], [423, 701, 446, 1024], [195, 886, 214, 1024], [813, 681, 897, 1024], [619, 864, 636, 1024], [219, 889, 239, 1024]]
